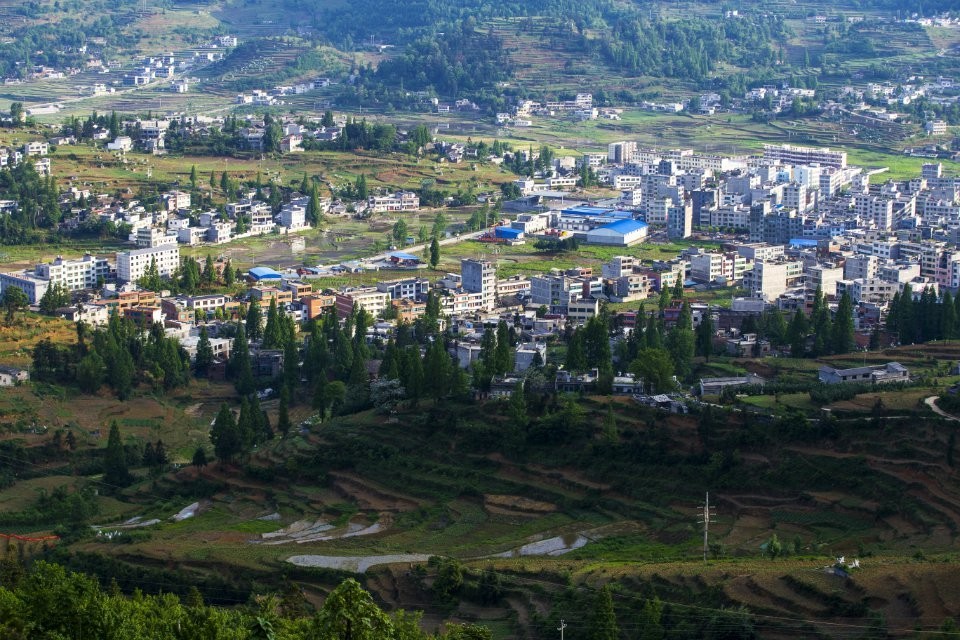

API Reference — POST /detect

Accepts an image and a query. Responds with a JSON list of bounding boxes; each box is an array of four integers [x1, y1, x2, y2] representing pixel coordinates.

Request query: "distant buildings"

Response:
[[116, 245, 180, 283]]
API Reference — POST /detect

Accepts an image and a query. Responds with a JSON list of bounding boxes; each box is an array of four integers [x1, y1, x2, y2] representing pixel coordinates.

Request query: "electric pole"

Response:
[[698, 491, 714, 562], [558, 619, 567, 640]]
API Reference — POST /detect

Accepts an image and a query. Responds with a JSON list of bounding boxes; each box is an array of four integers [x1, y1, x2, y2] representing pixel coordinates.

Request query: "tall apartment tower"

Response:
[[461, 258, 496, 311]]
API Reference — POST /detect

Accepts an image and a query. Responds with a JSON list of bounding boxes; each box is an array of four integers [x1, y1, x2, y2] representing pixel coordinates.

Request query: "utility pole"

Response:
[[557, 619, 567, 640], [698, 491, 714, 562]]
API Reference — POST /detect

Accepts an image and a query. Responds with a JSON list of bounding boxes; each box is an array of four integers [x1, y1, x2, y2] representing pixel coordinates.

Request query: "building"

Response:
[[585, 219, 649, 246], [515, 343, 547, 371], [35, 253, 110, 291], [248, 266, 283, 282], [280, 203, 307, 230], [667, 200, 693, 239], [136, 226, 178, 248], [0, 366, 29, 387], [461, 259, 496, 311], [0, 271, 49, 304], [367, 191, 419, 213], [698, 374, 764, 396], [116, 244, 180, 283], [743, 259, 804, 301], [377, 278, 430, 300], [334, 287, 390, 318], [762, 143, 847, 169], [818, 362, 909, 385]]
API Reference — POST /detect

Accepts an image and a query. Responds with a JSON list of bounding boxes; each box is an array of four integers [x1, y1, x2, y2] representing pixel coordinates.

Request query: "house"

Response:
[[107, 136, 133, 152], [0, 366, 29, 386], [818, 362, 909, 385], [699, 374, 765, 396]]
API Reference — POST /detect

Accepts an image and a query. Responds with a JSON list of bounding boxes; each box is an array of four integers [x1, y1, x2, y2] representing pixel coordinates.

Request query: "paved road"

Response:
[[365, 229, 489, 264], [925, 396, 960, 422]]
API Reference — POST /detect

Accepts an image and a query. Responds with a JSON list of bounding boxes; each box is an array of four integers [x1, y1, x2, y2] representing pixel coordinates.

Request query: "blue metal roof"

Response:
[[562, 205, 614, 216], [789, 238, 817, 247], [249, 266, 282, 279], [594, 219, 649, 234], [390, 251, 421, 261], [495, 226, 524, 238]]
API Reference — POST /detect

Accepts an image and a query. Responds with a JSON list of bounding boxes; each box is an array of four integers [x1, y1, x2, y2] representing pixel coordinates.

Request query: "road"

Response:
[[925, 396, 960, 422], [364, 229, 490, 264]]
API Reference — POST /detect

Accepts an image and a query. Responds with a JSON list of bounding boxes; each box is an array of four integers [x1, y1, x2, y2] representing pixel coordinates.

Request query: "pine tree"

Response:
[[565, 328, 587, 371], [262, 298, 283, 349], [191, 446, 208, 469], [494, 321, 513, 375], [103, 421, 132, 488], [429, 236, 440, 269], [696, 312, 714, 360], [589, 585, 620, 640], [210, 403, 241, 463], [831, 292, 855, 355], [277, 386, 292, 438], [195, 326, 214, 377], [189, 165, 198, 189], [224, 259, 235, 286], [246, 299, 263, 341]]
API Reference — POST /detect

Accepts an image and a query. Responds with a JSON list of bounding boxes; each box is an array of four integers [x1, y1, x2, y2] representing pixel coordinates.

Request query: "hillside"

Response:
[[4, 339, 960, 637]]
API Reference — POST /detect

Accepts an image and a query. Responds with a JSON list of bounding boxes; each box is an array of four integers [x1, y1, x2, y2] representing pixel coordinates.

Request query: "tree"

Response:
[[38, 282, 70, 315], [103, 421, 132, 488], [195, 326, 214, 377], [589, 585, 619, 640], [314, 378, 347, 420], [262, 298, 284, 349], [2, 286, 28, 323], [312, 578, 393, 640], [630, 348, 675, 394], [246, 299, 264, 341], [210, 403, 242, 463], [666, 302, 695, 379], [224, 259, 235, 286], [787, 309, 809, 358], [76, 352, 105, 393], [831, 292, 856, 355], [696, 312, 714, 360], [277, 386, 292, 438], [392, 219, 408, 244], [189, 165, 198, 189], [191, 446, 208, 469], [307, 184, 323, 227], [429, 236, 440, 269]]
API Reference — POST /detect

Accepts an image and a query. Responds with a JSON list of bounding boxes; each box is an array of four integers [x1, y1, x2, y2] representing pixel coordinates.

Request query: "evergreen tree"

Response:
[[277, 386, 292, 438], [224, 259, 235, 286], [666, 302, 695, 379], [262, 298, 284, 349], [189, 165, 198, 189], [195, 326, 214, 377], [588, 585, 620, 640], [429, 236, 440, 269], [696, 312, 714, 360], [943, 290, 958, 339], [191, 446, 208, 469], [211, 403, 241, 463], [787, 309, 809, 358], [229, 324, 255, 396], [307, 184, 323, 227], [565, 328, 587, 371], [246, 299, 264, 341], [831, 292, 855, 355], [103, 421, 132, 488], [494, 320, 513, 375]]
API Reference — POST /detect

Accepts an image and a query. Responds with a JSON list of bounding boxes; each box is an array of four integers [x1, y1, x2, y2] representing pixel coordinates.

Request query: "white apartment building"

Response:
[[743, 259, 804, 301], [601, 256, 638, 279], [35, 254, 110, 291], [461, 259, 496, 311], [367, 191, 419, 213], [762, 143, 847, 169], [843, 255, 879, 281], [136, 226, 178, 248], [116, 244, 180, 283]]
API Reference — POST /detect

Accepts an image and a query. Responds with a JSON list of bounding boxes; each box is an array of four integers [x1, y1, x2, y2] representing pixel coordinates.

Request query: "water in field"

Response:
[[286, 554, 431, 573]]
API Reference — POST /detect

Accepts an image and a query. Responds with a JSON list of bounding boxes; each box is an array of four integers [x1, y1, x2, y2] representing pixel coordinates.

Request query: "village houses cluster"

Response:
[[0, 140, 945, 395]]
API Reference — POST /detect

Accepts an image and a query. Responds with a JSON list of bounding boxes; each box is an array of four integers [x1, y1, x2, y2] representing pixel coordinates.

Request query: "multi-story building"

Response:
[[843, 255, 879, 281], [377, 278, 431, 300], [461, 259, 496, 311], [601, 256, 638, 279], [743, 259, 804, 301], [0, 271, 49, 304], [762, 143, 847, 169], [367, 191, 419, 213], [334, 287, 390, 318], [136, 226, 178, 248], [116, 244, 180, 283], [34, 254, 110, 291], [667, 200, 693, 239]]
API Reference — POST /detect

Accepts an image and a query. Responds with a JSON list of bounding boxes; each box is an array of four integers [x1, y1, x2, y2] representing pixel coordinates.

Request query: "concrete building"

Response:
[[743, 259, 804, 301], [116, 244, 180, 283], [818, 362, 909, 385], [762, 143, 847, 169], [334, 287, 390, 319], [461, 259, 496, 311], [667, 200, 693, 239]]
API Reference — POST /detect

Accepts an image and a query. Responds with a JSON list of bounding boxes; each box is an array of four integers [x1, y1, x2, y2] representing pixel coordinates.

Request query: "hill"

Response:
[[4, 340, 960, 637]]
